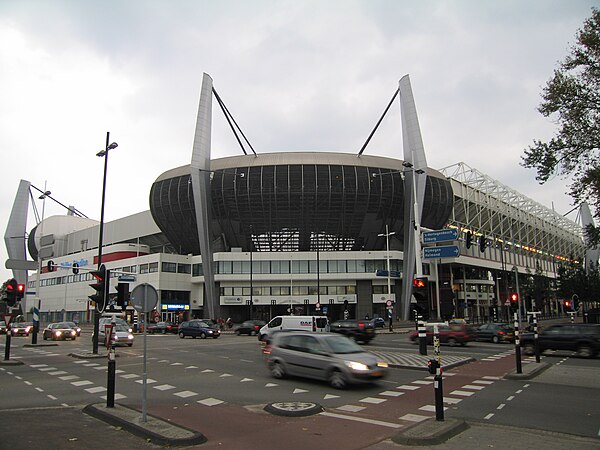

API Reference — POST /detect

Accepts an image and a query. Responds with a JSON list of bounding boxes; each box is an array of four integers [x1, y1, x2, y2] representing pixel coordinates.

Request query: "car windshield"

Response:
[[115, 324, 130, 332], [323, 335, 364, 354], [65, 322, 77, 327]]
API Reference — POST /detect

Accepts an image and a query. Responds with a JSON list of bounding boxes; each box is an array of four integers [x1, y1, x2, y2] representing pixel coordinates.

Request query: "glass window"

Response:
[[193, 263, 203, 276], [232, 261, 243, 274], [309, 285, 318, 295], [293, 285, 308, 295], [162, 262, 177, 273], [346, 260, 357, 273], [335, 286, 346, 295], [280, 286, 290, 296], [347, 285, 356, 294], [177, 263, 191, 274], [373, 285, 385, 294], [260, 261, 270, 274], [233, 287, 243, 296], [365, 260, 377, 273], [149, 262, 158, 273], [140, 264, 149, 274], [327, 286, 337, 295], [219, 261, 231, 275], [271, 287, 281, 296]]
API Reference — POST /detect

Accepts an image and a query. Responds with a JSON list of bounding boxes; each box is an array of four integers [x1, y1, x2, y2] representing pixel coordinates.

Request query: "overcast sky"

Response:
[[1, 0, 597, 281]]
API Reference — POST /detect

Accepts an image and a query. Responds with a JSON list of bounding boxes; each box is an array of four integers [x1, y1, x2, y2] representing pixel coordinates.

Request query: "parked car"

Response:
[[520, 323, 600, 358], [408, 324, 473, 346], [235, 320, 266, 336], [265, 331, 388, 389], [178, 320, 221, 339], [98, 323, 134, 347], [0, 321, 6, 335], [373, 317, 386, 328], [329, 319, 376, 343], [475, 323, 514, 343], [42, 322, 77, 341], [11, 322, 33, 337], [64, 321, 81, 337], [147, 321, 178, 334]]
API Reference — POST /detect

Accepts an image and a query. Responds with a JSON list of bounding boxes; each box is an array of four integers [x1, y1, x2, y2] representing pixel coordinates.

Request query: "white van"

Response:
[[259, 315, 330, 342]]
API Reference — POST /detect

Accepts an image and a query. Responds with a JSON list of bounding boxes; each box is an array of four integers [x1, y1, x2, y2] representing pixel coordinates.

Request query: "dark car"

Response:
[[265, 331, 388, 389], [409, 324, 473, 346], [235, 320, 266, 336], [147, 321, 178, 334], [178, 320, 221, 339], [520, 323, 600, 358], [42, 322, 77, 341], [475, 323, 514, 343], [0, 321, 6, 335], [329, 319, 376, 344], [11, 322, 33, 337]]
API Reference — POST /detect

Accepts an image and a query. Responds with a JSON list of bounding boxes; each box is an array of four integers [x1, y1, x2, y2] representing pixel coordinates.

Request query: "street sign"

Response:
[[423, 245, 460, 259], [375, 269, 401, 278], [118, 275, 136, 282], [422, 228, 459, 244]]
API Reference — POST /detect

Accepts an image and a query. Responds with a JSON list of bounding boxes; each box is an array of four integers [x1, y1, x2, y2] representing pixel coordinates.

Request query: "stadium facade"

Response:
[[3, 74, 586, 325]]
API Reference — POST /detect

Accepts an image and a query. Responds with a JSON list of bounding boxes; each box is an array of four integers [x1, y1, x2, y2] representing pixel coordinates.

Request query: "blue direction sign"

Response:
[[422, 228, 459, 244], [423, 245, 460, 259], [375, 270, 401, 278]]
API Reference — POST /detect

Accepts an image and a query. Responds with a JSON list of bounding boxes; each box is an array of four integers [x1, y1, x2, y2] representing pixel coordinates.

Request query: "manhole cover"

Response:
[[264, 401, 323, 417]]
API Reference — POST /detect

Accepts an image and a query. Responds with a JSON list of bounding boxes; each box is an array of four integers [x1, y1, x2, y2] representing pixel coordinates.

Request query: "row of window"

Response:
[[220, 284, 363, 296], [30, 259, 401, 288]]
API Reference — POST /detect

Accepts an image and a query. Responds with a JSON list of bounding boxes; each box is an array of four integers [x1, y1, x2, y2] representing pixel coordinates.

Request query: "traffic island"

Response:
[[23, 343, 58, 348], [83, 403, 207, 447], [391, 417, 468, 446], [69, 351, 112, 359], [264, 401, 323, 417], [0, 359, 24, 366], [505, 361, 550, 380]]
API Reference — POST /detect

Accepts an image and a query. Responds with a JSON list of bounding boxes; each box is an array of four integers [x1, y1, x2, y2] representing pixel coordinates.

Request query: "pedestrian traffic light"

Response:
[[427, 358, 440, 375], [89, 264, 109, 310], [510, 293, 518, 303], [116, 282, 129, 310]]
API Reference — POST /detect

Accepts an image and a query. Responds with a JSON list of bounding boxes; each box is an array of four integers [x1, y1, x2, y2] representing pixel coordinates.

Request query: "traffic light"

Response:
[[4, 278, 18, 306], [510, 293, 518, 303], [572, 294, 579, 310], [465, 231, 473, 249], [412, 277, 429, 318], [564, 299, 572, 310], [479, 235, 487, 252], [427, 358, 440, 375], [89, 264, 109, 310], [116, 282, 130, 310]]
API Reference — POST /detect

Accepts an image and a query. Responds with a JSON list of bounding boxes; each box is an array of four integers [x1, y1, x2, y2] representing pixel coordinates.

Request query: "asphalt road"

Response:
[[1, 330, 599, 448]]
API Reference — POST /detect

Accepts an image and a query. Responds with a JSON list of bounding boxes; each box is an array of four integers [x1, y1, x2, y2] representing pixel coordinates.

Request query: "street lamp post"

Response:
[[92, 132, 118, 355], [32, 185, 51, 345], [378, 224, 396, 306]]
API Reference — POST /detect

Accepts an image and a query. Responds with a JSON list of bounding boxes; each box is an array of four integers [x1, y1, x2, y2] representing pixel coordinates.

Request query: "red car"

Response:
[[409, 324, 473, 346]]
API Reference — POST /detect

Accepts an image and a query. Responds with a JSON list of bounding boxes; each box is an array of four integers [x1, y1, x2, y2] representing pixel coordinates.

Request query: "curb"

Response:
[[83, 403, 207, 447], [505, 362, 551, 380], [23, 343, 59, 348], [392, 417, 469, 446], [0, 359, 24, 366]]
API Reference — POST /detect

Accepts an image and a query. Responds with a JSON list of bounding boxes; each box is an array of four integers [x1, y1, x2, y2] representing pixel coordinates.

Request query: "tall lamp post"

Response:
[[378, 224, 396, 307], [92, 132, 118, 354], [32, 185, 51, 345]]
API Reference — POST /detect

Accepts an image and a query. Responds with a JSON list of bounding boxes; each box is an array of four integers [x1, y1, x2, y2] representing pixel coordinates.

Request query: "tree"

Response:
[[522, 8, 600, 237]]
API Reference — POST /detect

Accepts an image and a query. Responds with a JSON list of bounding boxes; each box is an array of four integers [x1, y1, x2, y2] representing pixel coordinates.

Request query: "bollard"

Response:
[[433, 324, 444, 421], [534, 314, 540, 363], [418, 316, 427, 356], [514, 313, 522, 374], [107, 348, 116, 408], [4, 331, 11, 361]]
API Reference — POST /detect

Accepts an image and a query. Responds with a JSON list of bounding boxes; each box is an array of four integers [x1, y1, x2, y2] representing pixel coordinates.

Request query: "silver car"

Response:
[[265, 332, 388, 389]]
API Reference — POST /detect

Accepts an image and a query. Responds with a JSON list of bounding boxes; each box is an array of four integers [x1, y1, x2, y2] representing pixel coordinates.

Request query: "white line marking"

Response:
[[85, 386, 107, 394], [337, 404, 365, 412], [399, 413, 429, 422], [47, 395, 57, 400], [462, 384, 485, 390], [450, 390, 474, 397], [484, 413, 494, 420], [35, 387, 44, 392], [507, 395, 515, 401], [59, 375, 79, 381], [497, 403, 505, 410], [154, 384, 176, 391], [516, 389, 523, 394], [71, 380, 93, 387], [24, 381, 32, 386], [174, 391, 198, 398], [360, 397, 387, 404], [320, 411, 402, 428]]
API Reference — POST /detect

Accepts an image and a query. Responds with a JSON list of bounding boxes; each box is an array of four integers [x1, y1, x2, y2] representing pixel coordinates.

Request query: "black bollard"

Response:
[[418, 316, 427, 356], [514, 313, 522, 374]]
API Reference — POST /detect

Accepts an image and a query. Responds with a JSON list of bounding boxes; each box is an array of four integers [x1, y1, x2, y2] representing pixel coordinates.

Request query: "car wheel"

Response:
[[162, 329, 166, 334], [179, 332, 185, 339], [43, 333, 47, 341], [522, 343, 535, 356], [250, 330, 256, 336], [329, 369, 347, 390], [200, 332, 207, 339], [447, 338, 458, 347], [492, 335, 499, 344], [270, 361, 286, 379], [128, 343, 133, 347], [577, 345, 594, 358], [235, 330, 241, 336]]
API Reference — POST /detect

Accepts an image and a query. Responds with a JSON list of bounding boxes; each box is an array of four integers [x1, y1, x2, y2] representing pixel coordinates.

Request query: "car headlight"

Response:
[[345, 361, 369, 371], [55, 331, 62, 336], [127, 334, 134, 340], [377, 361, 389, 368], [208, 330, 213, 334]]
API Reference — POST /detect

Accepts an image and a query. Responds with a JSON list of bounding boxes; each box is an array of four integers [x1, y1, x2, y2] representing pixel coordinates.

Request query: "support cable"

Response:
[[212, 87, 257, 156], [357, 88, 399, 156]]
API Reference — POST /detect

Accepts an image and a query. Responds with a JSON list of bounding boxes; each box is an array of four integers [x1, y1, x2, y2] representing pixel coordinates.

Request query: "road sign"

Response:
[[131, 283, 158, 313], [118, 275, 136, 282], [422, 228, 459, 244], [423, 245, 460, 259]]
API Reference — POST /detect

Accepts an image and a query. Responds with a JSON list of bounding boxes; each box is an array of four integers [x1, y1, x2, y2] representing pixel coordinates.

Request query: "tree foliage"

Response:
[[522, 8, 600, 228]]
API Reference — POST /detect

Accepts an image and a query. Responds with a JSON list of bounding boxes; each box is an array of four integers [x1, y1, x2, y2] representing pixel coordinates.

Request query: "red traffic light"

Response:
[[510, 293, 518, 303], [413, 278, 427, 288], [564, 299, 571, 308]]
